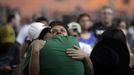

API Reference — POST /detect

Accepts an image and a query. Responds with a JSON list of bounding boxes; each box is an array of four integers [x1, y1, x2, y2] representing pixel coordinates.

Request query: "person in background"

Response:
[[16, 17, 32, 46], [90, 29, 130, 75], [68, 22, 92, 55], [68, 22, 82, 33], [35, 16, 49, 26], [15, 17, 32, 75], [116, 19, 134, 72], [77, 13, 96, 47], [129, 44, 134, 73], [0, 25, 20, 75], [128, 24, 134, 54], [93, 6, 116, 39], [116, 18, 129, 35], [6, 12, 21, 35], [70, 30, 92, 55]]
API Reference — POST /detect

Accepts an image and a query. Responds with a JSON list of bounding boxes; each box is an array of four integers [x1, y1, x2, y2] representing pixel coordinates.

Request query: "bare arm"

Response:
[[130, 53, 134, 68], [83, 56, 94, 75], [29, 40, 45, 75], [29, 48, 40, 75]]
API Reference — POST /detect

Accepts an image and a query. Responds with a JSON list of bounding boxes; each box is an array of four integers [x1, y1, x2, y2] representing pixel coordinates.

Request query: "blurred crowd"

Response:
[[0, 5, 134, 75]]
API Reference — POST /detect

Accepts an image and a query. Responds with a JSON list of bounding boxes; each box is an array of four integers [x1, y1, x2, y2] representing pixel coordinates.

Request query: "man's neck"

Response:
[[102, 21, 112, 27], [82, 30, 89, 33]]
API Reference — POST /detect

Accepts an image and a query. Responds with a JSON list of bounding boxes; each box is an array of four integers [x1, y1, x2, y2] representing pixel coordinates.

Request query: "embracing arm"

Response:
[[83, 56, 94, 75], [29, 48, 40, 75], [29, 40, 45, 75]]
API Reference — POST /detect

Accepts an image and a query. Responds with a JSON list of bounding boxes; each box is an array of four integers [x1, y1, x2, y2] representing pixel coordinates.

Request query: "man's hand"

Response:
[[0, 65, 13, 73], [66, 45, 89, 60], [32, 39, 46, 52]]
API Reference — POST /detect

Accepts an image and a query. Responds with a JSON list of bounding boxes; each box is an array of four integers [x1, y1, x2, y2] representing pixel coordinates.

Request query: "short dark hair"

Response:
[[7, 13, 15, 23], [101, 29, 127, 44], [116, 18, 130, 29], [101, 6, 113, 11], [77, 13, 91, 23], [49, 21, 66, 27], [35, 16, 48, 23], [100, 6, 113, 13], [38, 28, 51, 40], [49, 21, 70, 35]]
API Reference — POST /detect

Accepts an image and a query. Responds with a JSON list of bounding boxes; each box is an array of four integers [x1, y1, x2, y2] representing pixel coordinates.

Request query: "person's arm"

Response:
[[66, 46, 94, 75], [20, 40, 29, 60], [83, 56, 94, 75], [126, 43, 134, 68], [29, 40, 45, 75], [29, 48, 40, 75], [130, 53, 134, 68]]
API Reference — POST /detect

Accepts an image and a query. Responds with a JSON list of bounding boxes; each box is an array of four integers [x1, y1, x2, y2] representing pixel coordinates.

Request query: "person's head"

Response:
[[77, 13, 93, 31], [35, 16, 48, 26], [70, 30, 80, 40], [7, 12, 21, 27], [28, 22, 50, 41], [0, 25, 16, 44], [101, 28, 127, 44], [38, 27, 52, 40], [100, 6, 114, 26], [116, 18, 129, 35], [50, 21, 69, 36], [68, 22, 81, 33]]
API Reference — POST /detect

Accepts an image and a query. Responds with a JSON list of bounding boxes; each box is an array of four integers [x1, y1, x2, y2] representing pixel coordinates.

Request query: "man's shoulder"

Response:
[[92, 22, 103, 31]]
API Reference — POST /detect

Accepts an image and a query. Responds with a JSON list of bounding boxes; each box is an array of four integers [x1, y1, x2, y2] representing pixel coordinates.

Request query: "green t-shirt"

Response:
[[23, 36, 84, 75], [22, 45, 32, 75]]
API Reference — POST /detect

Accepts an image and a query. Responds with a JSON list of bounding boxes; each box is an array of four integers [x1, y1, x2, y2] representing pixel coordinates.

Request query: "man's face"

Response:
[[118, 21, 127, 35], [70, 31, 80, 40], [118, 21, 127, 30], [12, 14, 21, 27], [79, 16, 92, 30], [101, 8, 113, 24], [51, 25, 68, 36]]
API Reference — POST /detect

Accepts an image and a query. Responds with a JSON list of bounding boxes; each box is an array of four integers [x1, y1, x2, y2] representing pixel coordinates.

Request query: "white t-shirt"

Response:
[[79, 42, 92, 55], [16, 25, 30, 45], [128, 26, 134, 39], [128, 26, 134, 35]]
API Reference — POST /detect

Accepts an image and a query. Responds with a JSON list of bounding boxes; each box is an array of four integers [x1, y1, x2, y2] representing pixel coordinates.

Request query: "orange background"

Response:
[[0, 0, 134, 16]]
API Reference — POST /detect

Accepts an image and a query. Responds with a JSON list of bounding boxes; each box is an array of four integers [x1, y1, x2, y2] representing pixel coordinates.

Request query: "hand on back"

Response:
[[32, 39, 46, 52], [66, 45, 89, 60]]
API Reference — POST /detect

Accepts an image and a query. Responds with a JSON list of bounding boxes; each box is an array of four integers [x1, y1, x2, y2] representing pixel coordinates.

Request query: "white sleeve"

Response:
[[16, 26, 30, 45], [79, 42, 92, 55]]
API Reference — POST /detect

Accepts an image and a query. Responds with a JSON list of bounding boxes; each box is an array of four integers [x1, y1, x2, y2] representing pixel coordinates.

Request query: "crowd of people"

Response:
[[0, 5, 134, 75]]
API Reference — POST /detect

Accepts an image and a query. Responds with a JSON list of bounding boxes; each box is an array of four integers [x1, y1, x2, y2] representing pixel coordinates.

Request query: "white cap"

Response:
[[27, 22, 48, 41], [68, 22, 81, 33]]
